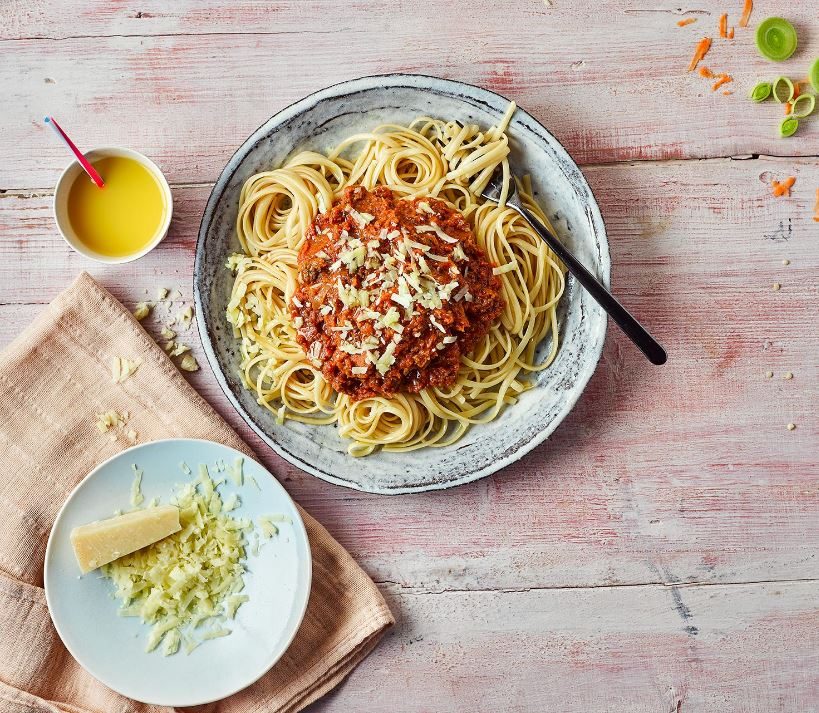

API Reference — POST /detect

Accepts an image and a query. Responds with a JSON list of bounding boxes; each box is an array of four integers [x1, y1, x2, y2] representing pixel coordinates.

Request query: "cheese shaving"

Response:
[[111, 356, 141, 384], [102, 465, 257, 655], [95, 411, 125, 433], [132, 302, 152, 321], [179, 355, 199, 372]]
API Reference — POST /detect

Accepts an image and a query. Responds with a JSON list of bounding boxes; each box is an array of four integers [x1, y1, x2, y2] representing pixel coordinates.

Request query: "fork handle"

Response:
[[513, 205, 667, 365]]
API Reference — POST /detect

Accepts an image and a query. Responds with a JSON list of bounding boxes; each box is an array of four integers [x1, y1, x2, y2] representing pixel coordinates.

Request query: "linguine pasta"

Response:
[[225, 103, 565, 456]]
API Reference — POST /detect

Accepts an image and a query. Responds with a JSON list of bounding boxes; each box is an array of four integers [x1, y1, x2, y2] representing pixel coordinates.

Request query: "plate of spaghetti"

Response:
[[194, 74, 609, 494]]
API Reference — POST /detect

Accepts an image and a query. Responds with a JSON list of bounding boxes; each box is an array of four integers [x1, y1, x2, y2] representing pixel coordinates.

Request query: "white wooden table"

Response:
[[1, 2, 817, 710]]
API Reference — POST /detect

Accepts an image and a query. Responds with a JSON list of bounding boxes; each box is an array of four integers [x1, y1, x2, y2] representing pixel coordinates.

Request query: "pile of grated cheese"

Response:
[[102, 461, 264, 655]]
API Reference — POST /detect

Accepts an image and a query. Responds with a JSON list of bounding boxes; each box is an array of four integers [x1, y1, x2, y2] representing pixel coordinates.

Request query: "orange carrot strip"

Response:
[[712, 74, 733, 91], [722, 90, 734, 95], [719, 13, 727, 38], [728, 27, 735, 39], [785, 102, 792, 115], [688, 37, 712, 72], [772, 178, 796, 197], [792, 82, 801, 99], [814, 189, 819, 221], [677, 18, 697, 27], [739, 0, 752, 27], [699, 66, 716, 78]]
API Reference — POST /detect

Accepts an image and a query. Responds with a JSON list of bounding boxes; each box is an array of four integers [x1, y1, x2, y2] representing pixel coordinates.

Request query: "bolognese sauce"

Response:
[[292, 186, 503, 400]]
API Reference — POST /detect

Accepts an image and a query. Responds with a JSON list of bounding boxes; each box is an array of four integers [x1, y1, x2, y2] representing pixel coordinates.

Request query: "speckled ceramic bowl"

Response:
[[194, 74, 609, 494]]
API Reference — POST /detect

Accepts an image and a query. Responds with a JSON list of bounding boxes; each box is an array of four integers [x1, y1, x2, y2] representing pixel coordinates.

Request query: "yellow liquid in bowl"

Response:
[[67, 155, 167, 258]]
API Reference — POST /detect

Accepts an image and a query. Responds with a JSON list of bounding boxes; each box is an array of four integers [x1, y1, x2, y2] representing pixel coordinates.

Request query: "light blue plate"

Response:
[[44, 439, 311, 707]]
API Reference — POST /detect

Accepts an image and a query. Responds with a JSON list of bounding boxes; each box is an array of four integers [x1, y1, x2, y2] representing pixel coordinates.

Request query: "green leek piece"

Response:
[[790, 93, 816, 119], [810, 58, 819, 93], [779, 117, 799, 137], [756, 18, 798, 62], [750, 82, 772, 102], [772, 76, 794, 103]]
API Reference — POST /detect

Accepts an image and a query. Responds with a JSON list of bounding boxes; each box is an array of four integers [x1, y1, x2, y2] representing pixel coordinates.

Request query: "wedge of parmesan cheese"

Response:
[[70, 506, 181, 574]]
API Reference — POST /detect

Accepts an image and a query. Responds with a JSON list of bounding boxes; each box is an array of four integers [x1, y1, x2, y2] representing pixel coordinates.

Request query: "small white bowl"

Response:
[[53, 146, 173, 264]]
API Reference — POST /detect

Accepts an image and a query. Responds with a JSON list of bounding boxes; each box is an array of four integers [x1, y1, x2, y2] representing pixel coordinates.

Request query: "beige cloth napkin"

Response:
[[0, 272, 393, 713]]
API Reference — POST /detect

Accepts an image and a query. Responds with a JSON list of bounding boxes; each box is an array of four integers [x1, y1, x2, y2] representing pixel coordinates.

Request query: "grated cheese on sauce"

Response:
[[291, 186, 503, 399]]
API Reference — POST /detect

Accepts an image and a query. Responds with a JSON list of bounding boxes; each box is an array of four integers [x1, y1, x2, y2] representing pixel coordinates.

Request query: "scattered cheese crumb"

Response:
[[176, 306, 194, 330], [783, 372, 793, 380], [130, 464, 144, 507], [126, 429, 138, 443], [132, 302, 152, 321], [157, 287, 169, 300], [786, 423, 796, 431], [230, 457, 244, 487], [202, 628, 231, 641], [179, 354, 199, 372], [161, 326, 176, 340], [764, 371, 773, 379], [772, 283, 781, 291], [169, 342, 191, 357], [111, 356, 141, 384], [258, 515, 279, 539], [225, 594, 249, 619], [95, 410, 125, 433]]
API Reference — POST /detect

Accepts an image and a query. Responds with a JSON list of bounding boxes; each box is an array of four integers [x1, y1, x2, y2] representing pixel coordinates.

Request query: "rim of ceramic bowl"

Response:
[[194, 73, 610, 494], [53, 146, 173, 265]]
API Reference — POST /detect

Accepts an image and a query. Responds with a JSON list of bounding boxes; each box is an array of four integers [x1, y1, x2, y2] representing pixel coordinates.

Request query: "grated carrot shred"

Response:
[[677, 18, 697, 27], [772, 177, 796, 198], [738, 0, 752, 28], [712, 74, 733, 91], [792, 82, 801, 99], [699, 66, 716, 79], [722, 90, 734, 96], [688, 37, 712, 72], [718, 14, 728, 38], [728, 27, 734, 39], [785, 102, 792, 115], [814, 189, 819, 222]]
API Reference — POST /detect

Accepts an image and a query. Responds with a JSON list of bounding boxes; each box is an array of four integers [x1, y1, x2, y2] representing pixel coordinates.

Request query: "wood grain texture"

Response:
[[1, 0, 818, 189], [1, 1, 818, 710], [1, 156, 816, 594], [306, 580, 819, 712]]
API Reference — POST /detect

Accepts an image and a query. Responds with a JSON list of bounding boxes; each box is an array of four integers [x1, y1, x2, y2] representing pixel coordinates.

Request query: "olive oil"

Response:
[[67, 155, 166, 258]]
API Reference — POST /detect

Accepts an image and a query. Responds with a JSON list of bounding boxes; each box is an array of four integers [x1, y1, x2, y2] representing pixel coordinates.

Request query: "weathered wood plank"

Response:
[[1, 156, 816, 591], [305, 580, 819, 712], [1, 0, 818, 188]]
